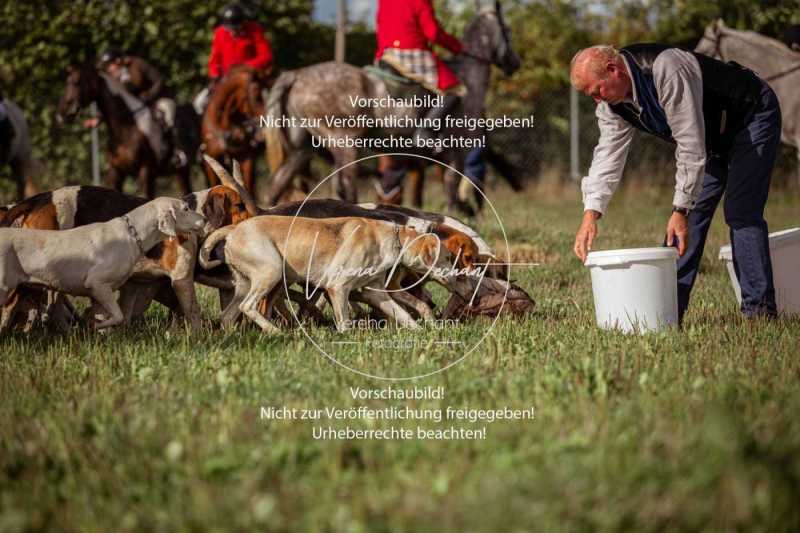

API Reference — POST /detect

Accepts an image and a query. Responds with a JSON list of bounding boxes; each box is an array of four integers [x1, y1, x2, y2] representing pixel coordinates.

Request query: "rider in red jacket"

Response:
[[208, 3, 273, 81], [195, 3, 273, 113], [375, 0, 466, 145], [376, 0, 464, 93]]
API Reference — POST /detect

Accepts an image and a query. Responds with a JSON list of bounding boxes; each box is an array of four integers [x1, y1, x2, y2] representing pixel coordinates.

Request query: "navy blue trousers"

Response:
[[677, 82, 781, 321]]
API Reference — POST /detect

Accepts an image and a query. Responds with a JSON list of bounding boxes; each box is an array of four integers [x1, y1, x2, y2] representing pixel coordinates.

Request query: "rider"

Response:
[[96, 49, 186, 166], [98, 49, 175, 129], [375, 0, 466, 143], [194, 2, 274, 113]]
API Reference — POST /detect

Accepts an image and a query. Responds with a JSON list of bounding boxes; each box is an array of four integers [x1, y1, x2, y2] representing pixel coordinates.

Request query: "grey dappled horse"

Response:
[[696, 19, 800, 182], [1, 100, 38, 200], [263, 1, 520, 215]]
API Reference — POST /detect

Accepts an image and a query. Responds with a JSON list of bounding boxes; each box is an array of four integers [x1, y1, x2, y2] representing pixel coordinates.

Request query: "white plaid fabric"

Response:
[[380, 48, 440, 93]]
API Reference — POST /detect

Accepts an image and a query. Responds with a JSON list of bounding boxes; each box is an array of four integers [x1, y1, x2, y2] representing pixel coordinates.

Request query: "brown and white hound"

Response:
[[0, 182, 256, 331]]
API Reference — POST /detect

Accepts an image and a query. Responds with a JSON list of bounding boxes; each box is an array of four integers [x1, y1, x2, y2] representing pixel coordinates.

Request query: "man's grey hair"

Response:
[[570, 45, 621, 87]]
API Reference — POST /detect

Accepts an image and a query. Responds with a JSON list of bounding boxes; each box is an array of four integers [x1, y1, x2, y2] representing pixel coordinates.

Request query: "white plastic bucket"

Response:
[[718, 227, 800, 315], [585, 247, 679, 333]]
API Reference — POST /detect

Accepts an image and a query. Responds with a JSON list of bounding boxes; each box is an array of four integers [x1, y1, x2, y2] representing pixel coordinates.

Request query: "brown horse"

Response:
[[201, 66, 268, 194], [57, 64, 197, 198]]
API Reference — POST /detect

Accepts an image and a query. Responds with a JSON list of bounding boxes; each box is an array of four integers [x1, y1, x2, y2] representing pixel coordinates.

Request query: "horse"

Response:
[[57, 64, 199, 198], [263, 1, 520, 215], [201, 66, 268, 194], [0, 100, 39, 200], [696, 19, 800, 182]]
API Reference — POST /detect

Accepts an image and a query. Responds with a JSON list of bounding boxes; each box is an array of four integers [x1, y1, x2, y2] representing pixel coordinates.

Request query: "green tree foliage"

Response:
[[0, 0, 375, 196], [435, 0, 800, 182], [651, 0, 800, 47], [1, 0, 797, 196]]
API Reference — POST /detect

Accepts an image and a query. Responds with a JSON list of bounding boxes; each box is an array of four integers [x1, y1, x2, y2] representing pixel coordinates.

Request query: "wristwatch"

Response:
[[672, 206, 691, 216]]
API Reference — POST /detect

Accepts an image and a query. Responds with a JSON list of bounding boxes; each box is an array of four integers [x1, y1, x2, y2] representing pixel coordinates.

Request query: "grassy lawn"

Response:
[[2, 181, 800, 532]]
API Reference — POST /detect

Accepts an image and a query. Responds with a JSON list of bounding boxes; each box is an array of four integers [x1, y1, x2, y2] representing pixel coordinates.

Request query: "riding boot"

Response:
[[414, 93, 460, 149]]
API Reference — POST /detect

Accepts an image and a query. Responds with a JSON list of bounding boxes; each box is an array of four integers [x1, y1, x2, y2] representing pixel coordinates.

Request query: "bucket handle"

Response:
[[587, 257, 631, 267]]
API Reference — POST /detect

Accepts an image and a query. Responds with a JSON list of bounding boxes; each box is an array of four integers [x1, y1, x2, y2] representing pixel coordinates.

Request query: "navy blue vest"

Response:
[[609, 44, 763, 155]]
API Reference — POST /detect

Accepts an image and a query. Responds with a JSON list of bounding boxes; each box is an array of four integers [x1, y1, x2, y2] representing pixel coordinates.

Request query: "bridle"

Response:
[[459, 10, 513, 66], [699, 31, 800, 82]]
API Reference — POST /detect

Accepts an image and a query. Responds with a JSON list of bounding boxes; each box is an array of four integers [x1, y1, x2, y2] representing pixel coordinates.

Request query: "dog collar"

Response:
[[122, 214, 145, 254]]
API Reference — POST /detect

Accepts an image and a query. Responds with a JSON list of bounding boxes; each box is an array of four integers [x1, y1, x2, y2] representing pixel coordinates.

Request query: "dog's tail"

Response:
[[199, 225, 235, 269], [264, 71, 296, 174]]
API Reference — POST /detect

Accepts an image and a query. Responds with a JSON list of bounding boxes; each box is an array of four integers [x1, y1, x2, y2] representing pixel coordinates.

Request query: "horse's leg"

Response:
[[796, 147, 800, 189], [139, 165, 155, 199], [241, 157, 255, 194], [10, 159, 24, 200], [409, 160, 425, 207], [106, 164, 123, 192], [265, 150, 311, 206], [22, 158, 38, 199], [176, 166, 192, 195], [204, 159, 221, 187], [332, 147, 357, 203], [444, 153, 474, 217], [376, 155, 405, 205]]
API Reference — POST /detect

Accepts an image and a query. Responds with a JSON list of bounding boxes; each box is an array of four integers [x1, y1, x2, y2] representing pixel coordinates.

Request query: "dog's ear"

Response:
[[458, 237, 477, 269], [158, 206, 178, 237], [202, 192, 226, 230], [421, 236, 441, 268]]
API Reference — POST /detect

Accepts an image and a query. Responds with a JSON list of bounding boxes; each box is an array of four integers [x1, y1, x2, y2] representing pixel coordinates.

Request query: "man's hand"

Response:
[[83, 117, 100, 129], [574, 210, 601, 263], [666, 211, 689, 256]]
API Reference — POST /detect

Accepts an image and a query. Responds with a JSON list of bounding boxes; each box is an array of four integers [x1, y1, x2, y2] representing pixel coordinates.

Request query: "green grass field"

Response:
[[2, 182, 800, 532]]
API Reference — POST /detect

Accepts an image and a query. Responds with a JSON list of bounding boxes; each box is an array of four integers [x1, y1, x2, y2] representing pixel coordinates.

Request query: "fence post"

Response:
[[90, 102, 100, 185], [335, 0, 347, 63], [570, 85, 580, 182]]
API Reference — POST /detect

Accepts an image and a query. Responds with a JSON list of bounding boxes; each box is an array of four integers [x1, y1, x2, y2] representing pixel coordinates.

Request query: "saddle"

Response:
[[363, 61, 436, 109]]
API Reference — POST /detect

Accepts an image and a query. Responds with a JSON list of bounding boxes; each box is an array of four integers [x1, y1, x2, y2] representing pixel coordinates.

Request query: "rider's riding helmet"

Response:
[[98, 48, 122, 67], [220, 3, 246, 31]]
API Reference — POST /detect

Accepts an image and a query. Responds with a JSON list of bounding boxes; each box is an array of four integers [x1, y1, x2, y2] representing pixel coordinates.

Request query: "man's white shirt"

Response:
[[581, 48, 707, 214]]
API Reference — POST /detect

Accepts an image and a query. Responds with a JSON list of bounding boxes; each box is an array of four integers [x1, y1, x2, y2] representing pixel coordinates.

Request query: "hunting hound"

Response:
[[0, 197, 204, 331], [199, 215, 476, 333]]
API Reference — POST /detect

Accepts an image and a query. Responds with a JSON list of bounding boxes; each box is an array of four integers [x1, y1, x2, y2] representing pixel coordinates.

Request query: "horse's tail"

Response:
[[6, 101, 39, 197], [199, 225, 235, 270], [265, 71, 297, 174]]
